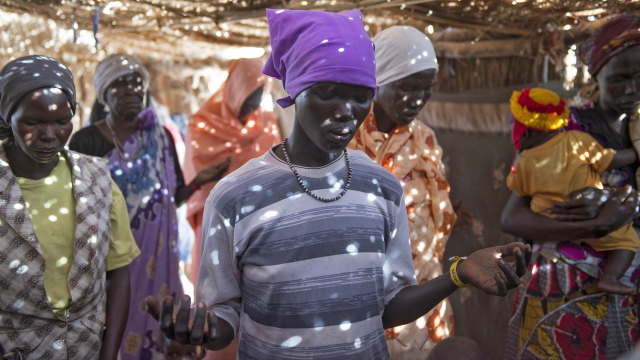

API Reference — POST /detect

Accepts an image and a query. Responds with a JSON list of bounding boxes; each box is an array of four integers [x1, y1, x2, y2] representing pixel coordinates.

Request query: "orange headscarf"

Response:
[[184, 58, 281, 224]]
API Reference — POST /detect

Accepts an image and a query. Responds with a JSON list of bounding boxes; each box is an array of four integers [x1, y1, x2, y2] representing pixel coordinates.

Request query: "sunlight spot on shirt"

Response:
[[418, 241, 426, 252], [354, 338, 361, 348], [53, 340, 65, 350], [340, 321, 351, 331], [56, 257, 68, 267], [260, 210, 278, 220], [370, 235, 376, 243], [211, 250, 220, 265], [9, 260, 20, 270], [439, 201, 446, 210], [16, 265, 28, 275], [13, 299, 25, 309], [367, 193, 376, 201], [241, 205, 255, 214], [416, 316, 426, 329], [281, 336, 302, 348], [49, 215, 57, 222], [13, 203, 24, 210], [346, 244, 358, 255], [411, 188, 418, 195], [314, 318, 324, 331]]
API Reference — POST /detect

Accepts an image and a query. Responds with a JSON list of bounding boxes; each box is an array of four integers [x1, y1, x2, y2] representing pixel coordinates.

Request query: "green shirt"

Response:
[[17, 154, 140, 318]]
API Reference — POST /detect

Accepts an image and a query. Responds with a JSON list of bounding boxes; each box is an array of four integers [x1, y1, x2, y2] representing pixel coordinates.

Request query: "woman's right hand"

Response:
[[551, 186, 639, 235], [549, 187, 611, 221], [592, 186, 640, 236], [145, 295, 225, 348]]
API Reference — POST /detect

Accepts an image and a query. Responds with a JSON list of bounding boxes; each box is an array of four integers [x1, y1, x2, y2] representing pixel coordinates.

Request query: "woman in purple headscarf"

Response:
[[70, 54, 230, 360], [145, 9, 530, 360]]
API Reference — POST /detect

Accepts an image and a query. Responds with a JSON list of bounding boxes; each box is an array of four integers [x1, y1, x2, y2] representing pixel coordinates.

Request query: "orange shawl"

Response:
[[348, 110, 456, 358], [184, 58, 281, 220]]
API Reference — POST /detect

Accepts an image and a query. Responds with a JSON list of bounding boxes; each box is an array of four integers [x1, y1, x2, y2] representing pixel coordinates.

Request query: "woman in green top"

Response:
[[0, 55, 140, 360]]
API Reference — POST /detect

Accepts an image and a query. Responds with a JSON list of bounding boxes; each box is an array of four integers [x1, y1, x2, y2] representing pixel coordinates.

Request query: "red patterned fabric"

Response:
[[518, 88, 567, 115], [581, 13, 640, 75]]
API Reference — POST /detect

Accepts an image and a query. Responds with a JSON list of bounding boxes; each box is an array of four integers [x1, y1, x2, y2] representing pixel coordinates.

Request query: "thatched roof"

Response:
[[0, 0, 635, 125], [2, 0, 637, 62]]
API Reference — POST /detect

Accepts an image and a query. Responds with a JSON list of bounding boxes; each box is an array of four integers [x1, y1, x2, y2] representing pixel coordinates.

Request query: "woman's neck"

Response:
[[372, 102, 396, 134], [595, 100, 629, 136], [106, 113, 138, 144], [274, 123, 343, 168], [4, 143, 59, 180]]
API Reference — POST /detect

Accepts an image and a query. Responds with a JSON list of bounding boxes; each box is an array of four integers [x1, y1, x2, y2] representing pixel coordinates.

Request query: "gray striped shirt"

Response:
[[196, 148, 416, 359]]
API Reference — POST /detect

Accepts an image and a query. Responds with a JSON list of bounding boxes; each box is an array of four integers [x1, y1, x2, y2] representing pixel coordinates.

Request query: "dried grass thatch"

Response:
[[0, 0, 634, 123]]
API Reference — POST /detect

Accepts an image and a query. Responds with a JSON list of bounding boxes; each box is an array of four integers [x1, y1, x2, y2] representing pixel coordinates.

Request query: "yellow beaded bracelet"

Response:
[[449, 256, 468, 288]]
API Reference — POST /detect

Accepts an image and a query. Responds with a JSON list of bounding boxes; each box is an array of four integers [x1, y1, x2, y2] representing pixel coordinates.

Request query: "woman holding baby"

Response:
[[502, 13, 640, 360]]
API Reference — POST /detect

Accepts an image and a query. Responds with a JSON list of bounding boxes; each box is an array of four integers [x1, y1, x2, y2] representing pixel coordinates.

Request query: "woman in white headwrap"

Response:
[[349, 26, 456, 359]]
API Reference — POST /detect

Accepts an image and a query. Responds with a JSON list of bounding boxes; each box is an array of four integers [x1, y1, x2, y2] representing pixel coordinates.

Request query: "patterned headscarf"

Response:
[[262, 8, 377, 108], [581, 13, 640, 76], [510, 88, 569, 151], [0, 55, 76, 127], [94, 53, 149, 105]]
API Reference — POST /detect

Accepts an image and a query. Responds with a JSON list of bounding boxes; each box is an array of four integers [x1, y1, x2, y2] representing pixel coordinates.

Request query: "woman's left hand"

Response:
[[194, 157, 231, 187], [457, 242, 532, 297]]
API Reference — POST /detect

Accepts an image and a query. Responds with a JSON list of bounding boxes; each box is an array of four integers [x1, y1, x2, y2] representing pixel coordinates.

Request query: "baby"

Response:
[[507, 88, 640, 295]]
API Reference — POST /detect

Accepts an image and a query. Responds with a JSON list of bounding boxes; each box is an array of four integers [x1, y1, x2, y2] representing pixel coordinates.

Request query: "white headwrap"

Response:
[[373, 26, 439, 87], [93, 53, 149, 105]]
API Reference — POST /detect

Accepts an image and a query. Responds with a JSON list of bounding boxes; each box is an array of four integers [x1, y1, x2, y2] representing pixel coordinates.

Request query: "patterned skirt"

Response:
[[505, 242, 640, 360]]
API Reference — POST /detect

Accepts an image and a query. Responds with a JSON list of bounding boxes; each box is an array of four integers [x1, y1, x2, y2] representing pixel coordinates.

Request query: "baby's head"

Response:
[[510, 88, 569, 151], [163, 337, 204, 360]]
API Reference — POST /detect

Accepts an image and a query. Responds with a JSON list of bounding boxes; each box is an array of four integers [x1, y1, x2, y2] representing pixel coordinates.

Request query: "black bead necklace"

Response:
[[280, 138, 352, 202]]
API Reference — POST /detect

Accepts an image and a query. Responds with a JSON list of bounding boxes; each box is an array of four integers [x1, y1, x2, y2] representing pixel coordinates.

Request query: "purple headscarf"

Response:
[[263, 8, 377, 108]]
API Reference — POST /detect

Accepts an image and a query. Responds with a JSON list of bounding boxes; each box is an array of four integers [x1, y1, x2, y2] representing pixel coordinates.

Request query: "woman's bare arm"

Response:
[[501, 187, 639, 242]]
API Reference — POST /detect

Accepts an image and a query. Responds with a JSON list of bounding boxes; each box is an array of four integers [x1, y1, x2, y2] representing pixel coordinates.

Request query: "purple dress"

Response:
[[109, 122, 183, 359], [70, 113, 184, 360]]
